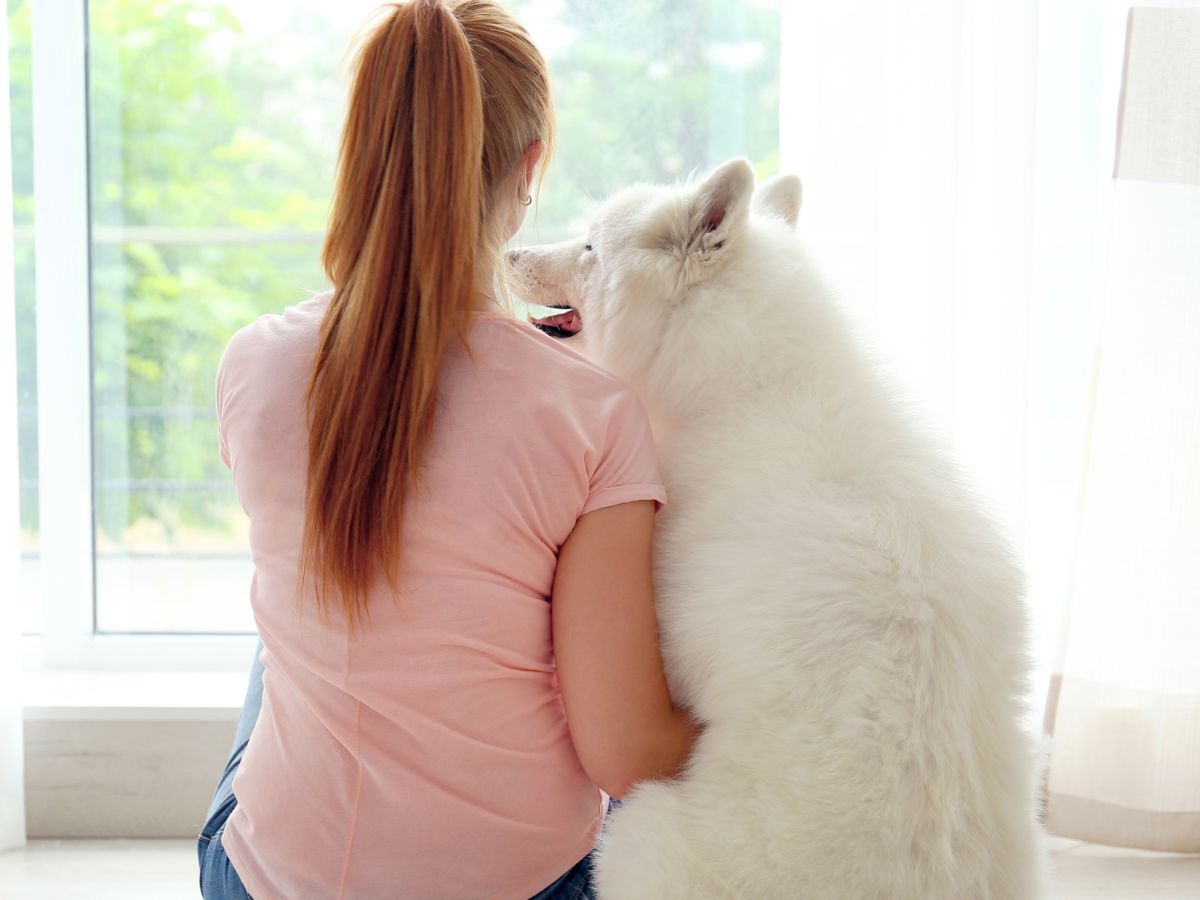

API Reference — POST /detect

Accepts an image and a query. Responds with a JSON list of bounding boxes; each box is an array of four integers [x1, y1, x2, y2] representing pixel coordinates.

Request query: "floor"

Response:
[[0, 837, 1197, 898]]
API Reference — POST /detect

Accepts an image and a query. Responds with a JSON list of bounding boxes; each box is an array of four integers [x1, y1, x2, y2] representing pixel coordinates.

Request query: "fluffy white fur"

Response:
[[509, 159, 1046, 899]]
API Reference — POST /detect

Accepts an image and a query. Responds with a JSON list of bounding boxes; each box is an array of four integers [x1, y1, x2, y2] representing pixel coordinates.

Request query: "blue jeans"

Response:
[[197, 641, 599, 899]]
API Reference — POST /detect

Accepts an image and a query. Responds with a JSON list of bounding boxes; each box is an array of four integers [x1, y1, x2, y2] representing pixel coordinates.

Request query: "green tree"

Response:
[[86, 0, 341, 543]]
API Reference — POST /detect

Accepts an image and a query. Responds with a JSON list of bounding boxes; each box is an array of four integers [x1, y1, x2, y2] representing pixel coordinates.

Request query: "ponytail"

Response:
[[298, 0, 490, 627]]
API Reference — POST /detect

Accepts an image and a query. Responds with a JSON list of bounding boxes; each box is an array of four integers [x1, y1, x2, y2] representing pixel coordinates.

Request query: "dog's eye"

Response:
[[583, 244, 594, 253]]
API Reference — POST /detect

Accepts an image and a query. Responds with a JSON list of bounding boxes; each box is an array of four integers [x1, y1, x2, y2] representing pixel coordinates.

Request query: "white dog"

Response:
[[508, 159, 1046, 900]]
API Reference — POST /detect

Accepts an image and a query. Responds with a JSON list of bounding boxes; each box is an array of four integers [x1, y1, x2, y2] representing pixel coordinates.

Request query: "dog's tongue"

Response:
[[531, 308, 582, 335]]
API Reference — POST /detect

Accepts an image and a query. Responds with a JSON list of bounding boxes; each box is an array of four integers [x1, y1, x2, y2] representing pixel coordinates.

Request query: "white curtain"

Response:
[[779, 0, 1200, 851], [1, 1, 28, 855], [1042, 5, 1200, 852]]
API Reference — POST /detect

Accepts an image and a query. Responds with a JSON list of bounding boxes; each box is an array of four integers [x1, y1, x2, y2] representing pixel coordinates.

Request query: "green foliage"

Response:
[[511, 0, 780, 239], [8, 0, 36, 536], [86, 0, 338, 541]]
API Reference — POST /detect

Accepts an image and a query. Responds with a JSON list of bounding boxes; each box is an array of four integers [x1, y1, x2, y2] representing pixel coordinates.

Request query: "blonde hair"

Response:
[[299, 0, 554, 627]]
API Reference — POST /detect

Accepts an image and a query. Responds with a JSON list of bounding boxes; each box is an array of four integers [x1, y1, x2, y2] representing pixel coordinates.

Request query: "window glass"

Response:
[[85, 0, 779, 633], [7, 0, 39, 634], [87, 0, 372, 632], [515, 0, 781, 243]]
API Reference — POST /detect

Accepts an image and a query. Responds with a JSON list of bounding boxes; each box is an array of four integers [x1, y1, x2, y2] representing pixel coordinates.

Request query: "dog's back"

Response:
[[510, 159, 1046, 899], [594, 171, 1046, 900]]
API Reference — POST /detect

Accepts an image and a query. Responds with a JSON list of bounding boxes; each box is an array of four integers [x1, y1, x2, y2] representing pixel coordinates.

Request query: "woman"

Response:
[[195, 1, 699, 898]]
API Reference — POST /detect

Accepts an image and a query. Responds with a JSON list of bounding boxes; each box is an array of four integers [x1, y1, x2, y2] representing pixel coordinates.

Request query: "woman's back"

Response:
[[215, 292, 665, 899]]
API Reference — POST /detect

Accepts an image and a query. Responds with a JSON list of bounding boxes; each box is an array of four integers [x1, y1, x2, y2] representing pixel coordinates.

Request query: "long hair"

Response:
[[298, 0, 553, 627]]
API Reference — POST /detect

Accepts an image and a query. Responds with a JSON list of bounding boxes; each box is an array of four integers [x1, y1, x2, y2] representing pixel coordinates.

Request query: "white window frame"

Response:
[[19, 0, 786, 676], [24, 0, 255, 674]]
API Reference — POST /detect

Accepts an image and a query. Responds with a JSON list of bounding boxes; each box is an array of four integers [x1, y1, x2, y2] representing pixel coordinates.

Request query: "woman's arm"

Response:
[[551, 499, 700, 799]]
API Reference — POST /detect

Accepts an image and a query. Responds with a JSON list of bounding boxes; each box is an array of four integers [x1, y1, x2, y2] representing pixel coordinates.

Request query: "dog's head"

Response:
[[507, 158, 802, 414]]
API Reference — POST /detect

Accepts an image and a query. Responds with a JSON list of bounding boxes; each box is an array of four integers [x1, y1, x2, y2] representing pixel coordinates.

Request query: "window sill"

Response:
[[22, 670, 245, 721]]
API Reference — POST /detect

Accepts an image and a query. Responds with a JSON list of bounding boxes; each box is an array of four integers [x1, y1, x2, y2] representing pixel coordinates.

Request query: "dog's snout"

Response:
[[505, 249, 522, 265]]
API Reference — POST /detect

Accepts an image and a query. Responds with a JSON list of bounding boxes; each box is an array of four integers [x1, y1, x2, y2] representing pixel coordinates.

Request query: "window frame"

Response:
[[20, 0, 787, 674], [25, 0, 254, 674]]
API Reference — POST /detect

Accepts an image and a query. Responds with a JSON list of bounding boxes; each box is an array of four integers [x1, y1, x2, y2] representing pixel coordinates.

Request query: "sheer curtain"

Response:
[[779, 0, 1199, 851], [1, 3, 27, 855], [1043, 4, 1200, 852]]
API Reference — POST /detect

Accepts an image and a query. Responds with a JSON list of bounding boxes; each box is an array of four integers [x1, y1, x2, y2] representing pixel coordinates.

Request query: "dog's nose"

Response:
[[505, 249, 522, 265]]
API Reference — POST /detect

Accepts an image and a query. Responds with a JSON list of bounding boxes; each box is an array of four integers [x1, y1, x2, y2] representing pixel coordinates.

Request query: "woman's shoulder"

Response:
[[469, 314, 634, 402], [219, 291, 331, 373], [467, 316, 658, 480]]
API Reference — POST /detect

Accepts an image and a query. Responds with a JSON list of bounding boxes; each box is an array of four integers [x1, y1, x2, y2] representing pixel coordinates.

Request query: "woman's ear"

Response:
[[523, 138, 547, 194]]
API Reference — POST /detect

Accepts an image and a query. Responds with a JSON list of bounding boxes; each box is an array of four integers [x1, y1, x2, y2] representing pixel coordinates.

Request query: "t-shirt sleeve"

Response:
[[214, 335, 237, 470], [581, 385, 667, 515]]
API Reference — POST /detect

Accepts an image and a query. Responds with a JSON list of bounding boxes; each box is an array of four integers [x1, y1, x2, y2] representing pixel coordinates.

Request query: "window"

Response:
[[86, 0, 360, 634], [8, 0, 37, 635], [514, 0, 781, 242], [11, 0, 780, 665]]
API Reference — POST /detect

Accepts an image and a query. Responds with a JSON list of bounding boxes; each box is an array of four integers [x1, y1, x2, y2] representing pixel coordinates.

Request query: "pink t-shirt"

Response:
[[215, 292, 665, 900]]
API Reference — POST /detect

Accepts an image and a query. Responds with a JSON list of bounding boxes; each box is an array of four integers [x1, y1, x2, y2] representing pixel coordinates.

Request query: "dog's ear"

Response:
[[753, 173, 802, 229], [687, 157, 755, 257]]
